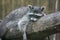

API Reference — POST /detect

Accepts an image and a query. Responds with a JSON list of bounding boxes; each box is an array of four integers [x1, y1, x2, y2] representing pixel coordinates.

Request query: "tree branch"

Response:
[[0, 12, 60, 40]]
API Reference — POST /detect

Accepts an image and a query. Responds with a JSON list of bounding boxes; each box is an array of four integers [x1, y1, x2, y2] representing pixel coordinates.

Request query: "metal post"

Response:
[[53, 0, 58, 40]]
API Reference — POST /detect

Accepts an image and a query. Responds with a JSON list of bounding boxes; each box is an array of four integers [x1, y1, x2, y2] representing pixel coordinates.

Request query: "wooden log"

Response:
[[0, 12, 60, 40]]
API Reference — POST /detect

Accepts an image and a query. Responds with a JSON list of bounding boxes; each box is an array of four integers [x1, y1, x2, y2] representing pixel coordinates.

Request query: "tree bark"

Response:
[[0, 12, 60, 40]]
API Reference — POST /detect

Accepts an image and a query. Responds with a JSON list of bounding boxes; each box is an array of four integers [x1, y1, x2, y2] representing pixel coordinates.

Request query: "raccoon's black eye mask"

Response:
[[29, 13, 43, 18], [28, 13, 44, 22]]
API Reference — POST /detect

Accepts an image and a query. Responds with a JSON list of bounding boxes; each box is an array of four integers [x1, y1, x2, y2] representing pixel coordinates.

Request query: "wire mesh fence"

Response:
[[0, 0, 60, 40]]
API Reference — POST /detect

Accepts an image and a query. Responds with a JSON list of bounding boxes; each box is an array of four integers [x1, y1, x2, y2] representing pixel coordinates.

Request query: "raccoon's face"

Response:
[[28, 5, 45, 22]]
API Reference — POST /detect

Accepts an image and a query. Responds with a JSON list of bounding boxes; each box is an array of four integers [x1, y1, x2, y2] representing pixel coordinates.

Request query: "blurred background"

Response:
[[0, 0, 60, 40]]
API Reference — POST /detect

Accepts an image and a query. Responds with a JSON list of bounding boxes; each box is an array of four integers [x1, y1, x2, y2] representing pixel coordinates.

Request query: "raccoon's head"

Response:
[[28, 5, 46, 22]]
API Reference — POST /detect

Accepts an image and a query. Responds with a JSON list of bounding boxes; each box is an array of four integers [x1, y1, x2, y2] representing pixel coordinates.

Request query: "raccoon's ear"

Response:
[[41, 6, 46, 11], [28, 5, 34, 9]]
